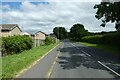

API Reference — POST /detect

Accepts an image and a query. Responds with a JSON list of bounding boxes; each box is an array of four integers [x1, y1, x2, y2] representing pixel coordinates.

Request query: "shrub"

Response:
[[81, 35, 103, 44], [45, 36, 55, 45], [102, 32, 120, 46], [2, 35, 33, 56], [81, 32, 120, 46]]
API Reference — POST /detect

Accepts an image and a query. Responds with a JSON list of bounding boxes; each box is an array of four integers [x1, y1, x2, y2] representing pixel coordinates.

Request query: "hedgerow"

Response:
[[2, 35, 33, 56], [81, 32, 120, 46], [81, 35, 103, 44]]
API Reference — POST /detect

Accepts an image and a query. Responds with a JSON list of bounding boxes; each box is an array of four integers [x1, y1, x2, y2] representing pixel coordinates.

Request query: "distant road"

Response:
[[17, 40, 120, 78]]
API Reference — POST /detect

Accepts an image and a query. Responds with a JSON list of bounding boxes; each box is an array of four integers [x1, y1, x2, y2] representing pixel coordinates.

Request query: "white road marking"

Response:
[[71, 43, 79, 49], [98, 61, 120, 77], [46, 42, 64, 79], [71, 43, 91, 57], [15, 43, 61, 78], [71, 43, 120, 77], [81, 50, 91, 57], [46, 51, 60, 79]]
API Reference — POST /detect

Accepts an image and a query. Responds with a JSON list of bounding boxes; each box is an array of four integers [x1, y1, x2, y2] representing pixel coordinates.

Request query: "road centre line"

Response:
[[98, 61, 120, 77], [71, 43, 120, 77]]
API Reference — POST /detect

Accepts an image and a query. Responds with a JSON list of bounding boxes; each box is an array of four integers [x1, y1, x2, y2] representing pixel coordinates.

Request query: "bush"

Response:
[[45, 36, 56, 45], [81, 35, 103, 44], [2, 35, 33, 56], [102, 32, 120, 46], [81, 32, 120, 46]]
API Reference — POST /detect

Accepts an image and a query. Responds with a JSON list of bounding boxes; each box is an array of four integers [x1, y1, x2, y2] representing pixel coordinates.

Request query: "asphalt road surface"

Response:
[[17, 40, 120, 78]]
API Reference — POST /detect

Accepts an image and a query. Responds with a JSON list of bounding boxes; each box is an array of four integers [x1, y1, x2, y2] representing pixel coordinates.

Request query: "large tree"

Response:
[[94, 1, 120, 31], [53, 27, 67, 40], [70, 24, 88, 41]]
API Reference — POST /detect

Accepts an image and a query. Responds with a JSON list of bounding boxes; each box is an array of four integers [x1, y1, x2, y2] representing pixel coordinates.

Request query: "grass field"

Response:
[[80, 42, 120, 55], [2, 43, 59, 79]]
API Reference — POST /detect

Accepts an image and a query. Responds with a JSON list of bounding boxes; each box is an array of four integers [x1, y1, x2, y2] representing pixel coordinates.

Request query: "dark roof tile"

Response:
[[0, 24, 22, 32], [0, 24, 18, 30]]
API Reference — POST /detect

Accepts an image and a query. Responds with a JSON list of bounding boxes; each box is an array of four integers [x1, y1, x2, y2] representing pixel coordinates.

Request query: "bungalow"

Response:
[[31, 31, 47, 47], [32, 31, 47, 40], [0, 24, 22, 37]]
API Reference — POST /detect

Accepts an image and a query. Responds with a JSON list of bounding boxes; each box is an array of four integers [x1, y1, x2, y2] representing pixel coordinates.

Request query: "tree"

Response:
[[53, 27, 67, 40], [94, 1, 120, 31], [115, 22, 120, 31], [69, 24, 88, 41]]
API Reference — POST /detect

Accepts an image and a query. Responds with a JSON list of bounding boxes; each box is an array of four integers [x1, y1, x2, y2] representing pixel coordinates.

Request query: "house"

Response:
[[0, 24, 22, 37], [31, 31, 47, 47], [32, 31, 47, 40]]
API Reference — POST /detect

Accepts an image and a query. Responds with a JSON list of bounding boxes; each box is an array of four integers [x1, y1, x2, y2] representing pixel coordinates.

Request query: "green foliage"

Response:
[[45, 36, 55, 45], [81, 32, 120, 46], [115, 22, 120, 31], [81, 35, 103, 44], [94, 2, 120, 30], [2, 35, 33, 56], [80, 42, 120, 55], [53, 27, 67, 40], [70, 23, 88, 41], [89, 31, 117, 36], [2, 43, 58, 79]]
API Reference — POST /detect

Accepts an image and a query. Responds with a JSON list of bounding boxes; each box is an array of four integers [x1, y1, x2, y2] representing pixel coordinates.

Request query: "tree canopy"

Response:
[[94, 1, 120, 31], [53, 27, 67, 40], [69, 24, 88, 41]]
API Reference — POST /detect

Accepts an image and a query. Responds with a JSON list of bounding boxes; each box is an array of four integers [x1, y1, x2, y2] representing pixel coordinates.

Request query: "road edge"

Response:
[[15, 42, 61, 78], [45, 42, 64, 78]]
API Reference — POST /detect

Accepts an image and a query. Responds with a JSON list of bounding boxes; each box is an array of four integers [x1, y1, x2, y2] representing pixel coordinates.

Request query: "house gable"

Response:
[[1, 24, 22, 37], [35, 31, 46, 40], [10, 27, 22, 36]]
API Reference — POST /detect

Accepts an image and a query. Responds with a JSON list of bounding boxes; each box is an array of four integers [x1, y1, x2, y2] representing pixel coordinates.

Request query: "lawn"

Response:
[[80, 42, 120, 55], [2, 43, 59, 79]]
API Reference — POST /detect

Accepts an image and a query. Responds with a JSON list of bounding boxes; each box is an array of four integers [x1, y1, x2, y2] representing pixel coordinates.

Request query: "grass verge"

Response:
[[2, 43, 59, 79], [80, 42, 120, 55]]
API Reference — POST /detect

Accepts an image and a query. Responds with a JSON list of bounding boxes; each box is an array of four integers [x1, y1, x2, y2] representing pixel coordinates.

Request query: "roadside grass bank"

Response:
[[80, 42, 120, 56], [0, 38, 1, 45], [2, 43, 59, 79]]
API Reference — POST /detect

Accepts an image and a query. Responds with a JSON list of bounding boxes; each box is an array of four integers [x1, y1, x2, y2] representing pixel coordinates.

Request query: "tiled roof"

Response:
[[0, 24, 18, 30], [0, 24, 22, 32], [35, 31, 48, 36]]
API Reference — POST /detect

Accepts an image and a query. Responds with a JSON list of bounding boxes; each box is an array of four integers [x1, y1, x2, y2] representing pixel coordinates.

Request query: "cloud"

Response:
[[0, 4, 11, 10], [1, 1, 116, 34]]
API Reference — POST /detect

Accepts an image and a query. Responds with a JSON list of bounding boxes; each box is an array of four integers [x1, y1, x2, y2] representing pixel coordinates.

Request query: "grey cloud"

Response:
[[1, 1, 116, 34]]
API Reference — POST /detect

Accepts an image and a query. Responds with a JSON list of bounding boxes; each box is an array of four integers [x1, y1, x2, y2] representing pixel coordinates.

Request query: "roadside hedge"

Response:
[[81, 35, 103, 44], [45, 36, 56, 45], [81, 32, 120, 46], [2, 35, 33, 56]]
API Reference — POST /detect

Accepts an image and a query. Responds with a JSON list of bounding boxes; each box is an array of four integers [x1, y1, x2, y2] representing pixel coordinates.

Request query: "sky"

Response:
[[0, 0, 116, 34]]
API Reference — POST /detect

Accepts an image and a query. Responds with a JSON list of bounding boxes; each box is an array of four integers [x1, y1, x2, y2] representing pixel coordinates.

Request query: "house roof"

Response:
[[35, 31, 48, 36], [0, 24, 22, 32]]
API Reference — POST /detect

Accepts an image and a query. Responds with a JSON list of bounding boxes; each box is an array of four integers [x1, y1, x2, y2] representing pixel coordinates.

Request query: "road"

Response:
[[17, 40, 120, 78]]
